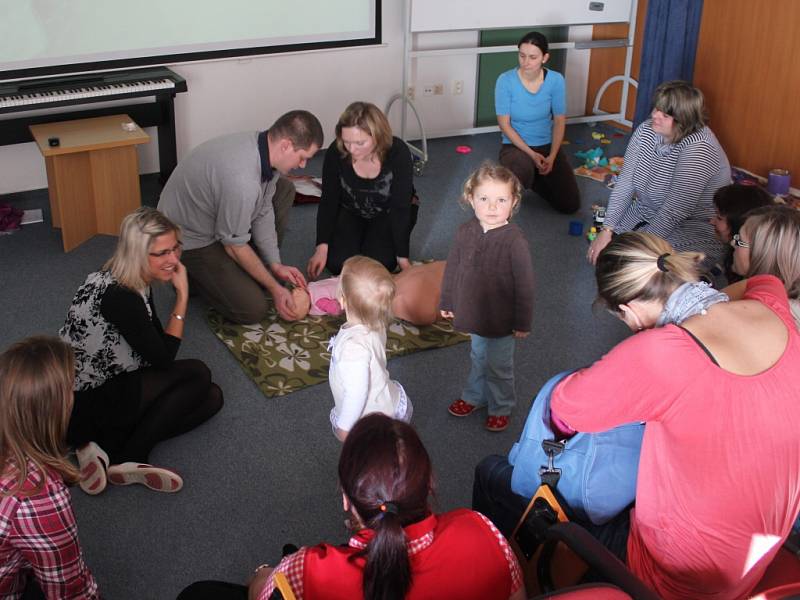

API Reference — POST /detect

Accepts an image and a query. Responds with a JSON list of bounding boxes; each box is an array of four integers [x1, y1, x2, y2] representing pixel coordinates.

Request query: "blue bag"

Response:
[[508, 370, 645, 525]]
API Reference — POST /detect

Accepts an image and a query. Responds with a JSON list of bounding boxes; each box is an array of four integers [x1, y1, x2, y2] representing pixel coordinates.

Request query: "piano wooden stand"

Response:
[[30, 114, 149, 252]]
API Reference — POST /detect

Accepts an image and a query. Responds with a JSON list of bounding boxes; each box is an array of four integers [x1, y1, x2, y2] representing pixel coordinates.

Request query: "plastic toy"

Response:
[[575, 147, 608, 169], [592, 205, 607, 226], [591, 131, 606, 140], [587, 226, 598, 242], [573, 154, 624, 184], [455, 145, 472, 154]]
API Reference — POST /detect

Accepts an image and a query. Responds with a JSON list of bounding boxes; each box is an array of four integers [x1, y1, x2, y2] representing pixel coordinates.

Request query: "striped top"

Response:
[[605, 120, 731, 265]]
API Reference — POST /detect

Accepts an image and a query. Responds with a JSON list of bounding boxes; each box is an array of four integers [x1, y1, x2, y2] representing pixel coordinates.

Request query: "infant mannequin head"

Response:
[[290, 286, 312, 320]]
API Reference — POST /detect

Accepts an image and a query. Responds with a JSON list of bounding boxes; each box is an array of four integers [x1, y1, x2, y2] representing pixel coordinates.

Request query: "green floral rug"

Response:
[[206, 306, 469, 398]]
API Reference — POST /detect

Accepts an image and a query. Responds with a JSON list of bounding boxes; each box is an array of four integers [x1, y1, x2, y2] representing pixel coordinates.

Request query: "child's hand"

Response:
[[440, 310, 454, 319], [513, 330, 529, 339]]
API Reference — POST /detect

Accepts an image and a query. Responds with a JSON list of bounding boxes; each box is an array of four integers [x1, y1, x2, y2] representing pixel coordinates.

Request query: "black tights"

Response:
[[69, 359, 223, 465], [119, 359, 223, 463]]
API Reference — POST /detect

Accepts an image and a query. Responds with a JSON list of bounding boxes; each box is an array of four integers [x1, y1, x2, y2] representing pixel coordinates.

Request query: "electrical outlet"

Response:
[[452, 80, 464, 95], [422, 85, 435, 97], [407, 86, 415, 100], [433, 84, 444, 95]]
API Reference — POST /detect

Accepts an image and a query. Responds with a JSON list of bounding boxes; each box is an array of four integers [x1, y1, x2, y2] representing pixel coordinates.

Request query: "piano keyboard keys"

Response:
[[0, 78, 175, 109]]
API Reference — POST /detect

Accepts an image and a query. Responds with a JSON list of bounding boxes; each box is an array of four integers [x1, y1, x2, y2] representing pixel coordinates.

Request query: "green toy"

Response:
[[575, 147, 608, 169]]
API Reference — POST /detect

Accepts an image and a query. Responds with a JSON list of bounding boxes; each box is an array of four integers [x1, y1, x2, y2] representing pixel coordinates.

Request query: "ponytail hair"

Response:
[[338, 414, 432, 600], [595, 232, 703, 311]]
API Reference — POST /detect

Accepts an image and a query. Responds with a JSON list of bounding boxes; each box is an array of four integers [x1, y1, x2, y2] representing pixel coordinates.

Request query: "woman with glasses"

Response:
[[588, 81, 731, 270], [60, 207, 223, 495], [728, 204, 800, 327], [709, 183, 774, 284]]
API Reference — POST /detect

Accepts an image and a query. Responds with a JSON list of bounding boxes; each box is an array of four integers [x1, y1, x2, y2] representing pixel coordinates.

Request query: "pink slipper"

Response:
[[76, 442, 109, 496], [107, 463, 183, 493]]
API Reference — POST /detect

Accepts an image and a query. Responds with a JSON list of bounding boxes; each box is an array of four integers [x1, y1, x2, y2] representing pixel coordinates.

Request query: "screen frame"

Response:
[[1, 0, 381, 81]]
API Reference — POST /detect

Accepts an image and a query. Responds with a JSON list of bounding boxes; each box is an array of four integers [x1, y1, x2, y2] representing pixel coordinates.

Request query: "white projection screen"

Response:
[[0, 0, 381, 80]]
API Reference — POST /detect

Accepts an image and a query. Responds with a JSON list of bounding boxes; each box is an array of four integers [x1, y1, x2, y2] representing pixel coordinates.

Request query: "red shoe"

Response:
[[486, 415, 510, 432], [448, 399, 478, 417], [107, 463, 183, 493], [76, 442, 109, 496]]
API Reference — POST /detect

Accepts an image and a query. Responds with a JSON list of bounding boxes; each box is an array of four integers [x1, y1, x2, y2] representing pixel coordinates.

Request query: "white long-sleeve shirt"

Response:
[[328, 323, 410, 434]]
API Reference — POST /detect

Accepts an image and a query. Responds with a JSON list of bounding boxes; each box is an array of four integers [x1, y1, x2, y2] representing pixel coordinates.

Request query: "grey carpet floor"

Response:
[[0, 124, 631, 599]]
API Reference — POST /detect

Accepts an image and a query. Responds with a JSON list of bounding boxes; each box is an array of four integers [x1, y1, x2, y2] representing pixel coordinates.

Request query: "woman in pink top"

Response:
[[551, 232, 800, 599]]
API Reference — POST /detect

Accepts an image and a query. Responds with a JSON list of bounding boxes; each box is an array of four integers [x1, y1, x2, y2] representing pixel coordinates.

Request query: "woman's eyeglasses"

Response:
[[731, 233, 750, 249], [149, 243, 183, 258]]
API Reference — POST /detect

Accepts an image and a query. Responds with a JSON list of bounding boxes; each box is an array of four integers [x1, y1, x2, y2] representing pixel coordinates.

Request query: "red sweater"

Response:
[[259, 509, 521, 600], [552, 275, 800, 600]]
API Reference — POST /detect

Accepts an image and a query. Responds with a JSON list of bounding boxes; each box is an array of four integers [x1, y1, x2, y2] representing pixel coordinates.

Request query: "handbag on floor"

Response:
[[0, 203, 23, 233], [508, 370, 645, 525]]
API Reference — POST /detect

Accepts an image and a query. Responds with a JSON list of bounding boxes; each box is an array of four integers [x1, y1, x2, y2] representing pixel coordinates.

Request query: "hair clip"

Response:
[[656, 253, 670, 272], [379, 501, 398, 515]]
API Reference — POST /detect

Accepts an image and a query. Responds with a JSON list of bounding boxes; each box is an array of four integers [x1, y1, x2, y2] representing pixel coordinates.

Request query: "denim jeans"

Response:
[[462, 334, 516, 416]]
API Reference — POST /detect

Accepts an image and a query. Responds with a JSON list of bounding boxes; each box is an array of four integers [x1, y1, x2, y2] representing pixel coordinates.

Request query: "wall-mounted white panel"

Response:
[[410, 0, 630, 33]]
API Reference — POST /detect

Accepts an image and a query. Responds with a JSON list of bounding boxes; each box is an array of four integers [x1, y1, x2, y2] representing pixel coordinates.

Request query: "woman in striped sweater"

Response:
[[588, 81, 731, 269]]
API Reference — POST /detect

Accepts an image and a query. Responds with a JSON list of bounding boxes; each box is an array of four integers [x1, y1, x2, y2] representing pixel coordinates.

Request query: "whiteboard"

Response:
[[410, 0, 632, 33], [0, 0, 378, 80]]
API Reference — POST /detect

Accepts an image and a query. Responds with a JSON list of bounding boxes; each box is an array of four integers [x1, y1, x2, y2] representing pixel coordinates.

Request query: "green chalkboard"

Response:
[[475, 27, 569, 128]]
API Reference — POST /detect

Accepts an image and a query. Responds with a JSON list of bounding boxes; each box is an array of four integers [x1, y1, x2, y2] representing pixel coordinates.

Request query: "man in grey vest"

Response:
[[159, 110, 323, 323]]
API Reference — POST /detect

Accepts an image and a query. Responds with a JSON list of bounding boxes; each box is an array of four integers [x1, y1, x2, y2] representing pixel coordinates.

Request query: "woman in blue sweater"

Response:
[[495, 31, 580, 214]]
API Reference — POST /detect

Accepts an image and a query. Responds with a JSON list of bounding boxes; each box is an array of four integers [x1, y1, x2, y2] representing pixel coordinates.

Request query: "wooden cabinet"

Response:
[[30, 114, 150, 251]]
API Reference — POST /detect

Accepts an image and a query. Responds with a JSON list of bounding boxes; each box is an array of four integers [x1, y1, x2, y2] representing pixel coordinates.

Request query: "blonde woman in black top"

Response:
[[61, 207, 223, 495]]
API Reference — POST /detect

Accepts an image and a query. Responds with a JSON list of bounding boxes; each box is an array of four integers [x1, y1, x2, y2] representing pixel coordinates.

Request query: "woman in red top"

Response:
[[178, 413, 525, 600], [0, 337, 98, 599]]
